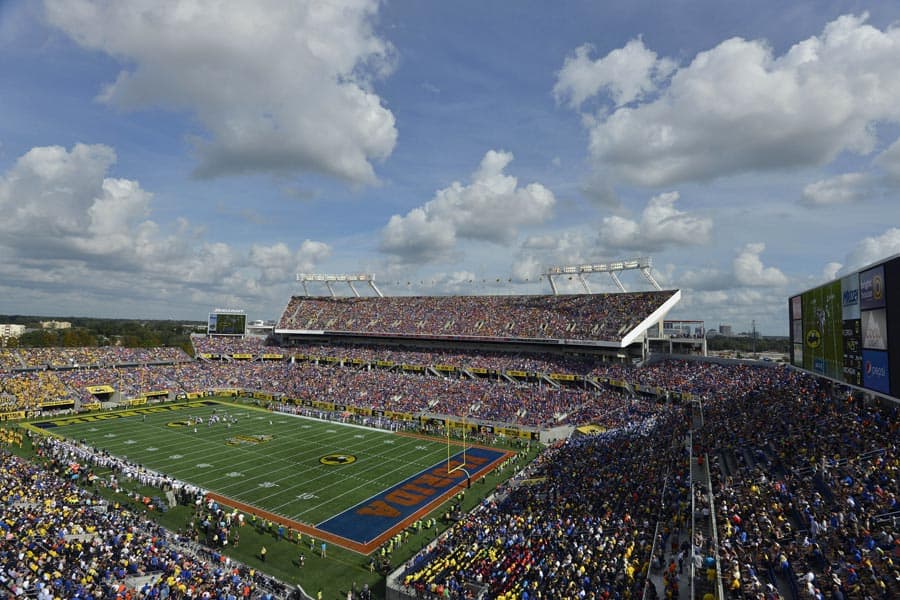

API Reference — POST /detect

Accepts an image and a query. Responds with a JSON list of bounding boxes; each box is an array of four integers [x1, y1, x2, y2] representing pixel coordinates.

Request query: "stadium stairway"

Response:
[[691, 456, 718, 600], [459, 367, 476, 379], [539, 374, 560, 388]]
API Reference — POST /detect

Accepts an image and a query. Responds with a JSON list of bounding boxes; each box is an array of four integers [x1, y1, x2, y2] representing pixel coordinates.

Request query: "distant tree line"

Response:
[[1, 315, 204, 355], [707, 335, 789, 354]]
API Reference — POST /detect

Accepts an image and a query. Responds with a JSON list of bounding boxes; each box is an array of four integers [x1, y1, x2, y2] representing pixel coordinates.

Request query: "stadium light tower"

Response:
[[543, 257, 661, 295], [296, 273, 383, 297]]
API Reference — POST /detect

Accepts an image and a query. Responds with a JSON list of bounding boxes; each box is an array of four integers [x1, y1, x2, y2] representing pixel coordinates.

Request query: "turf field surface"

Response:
[[28, 399, 510, 553]]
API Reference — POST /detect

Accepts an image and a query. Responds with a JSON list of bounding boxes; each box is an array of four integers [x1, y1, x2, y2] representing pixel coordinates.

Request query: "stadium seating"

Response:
[[0, 448, 287, 599], [2, 342, 898, 599], [277, 292, 675, 342]]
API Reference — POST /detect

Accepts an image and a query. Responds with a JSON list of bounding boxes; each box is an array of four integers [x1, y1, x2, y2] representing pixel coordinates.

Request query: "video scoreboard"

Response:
[[207, 309, 246, 336], [789, 254, 899, 398]]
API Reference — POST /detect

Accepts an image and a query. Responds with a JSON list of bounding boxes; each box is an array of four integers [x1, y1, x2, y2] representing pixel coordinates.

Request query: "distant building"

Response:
[[0, 324, 26, 339], [40, 320, 72, 330], [718, 324, 733, 336]]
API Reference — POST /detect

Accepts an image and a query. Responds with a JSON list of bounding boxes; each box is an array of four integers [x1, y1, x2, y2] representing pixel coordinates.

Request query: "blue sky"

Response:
[[2, 0, 900, 334]]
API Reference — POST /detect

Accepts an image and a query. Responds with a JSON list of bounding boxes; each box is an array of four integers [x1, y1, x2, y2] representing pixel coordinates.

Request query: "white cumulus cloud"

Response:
[[249, 240, 331, 285], [380, 150, 556, 264], [801, 172, 871, 205], [553, 38, 675, 109], [875, 137, 900, 183], [733, 243, 788, 287], [598, 191, 711, 250], [559, 13, 900, 186], [0, 143, 330, 314], [44, 0, 397, 184], [839, 228, 900, 274], [679, 243, 788, 290], [0, 143, 152, 259]]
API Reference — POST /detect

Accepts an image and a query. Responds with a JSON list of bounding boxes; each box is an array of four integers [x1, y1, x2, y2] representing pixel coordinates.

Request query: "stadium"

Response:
[[1, 254, 898, 600]]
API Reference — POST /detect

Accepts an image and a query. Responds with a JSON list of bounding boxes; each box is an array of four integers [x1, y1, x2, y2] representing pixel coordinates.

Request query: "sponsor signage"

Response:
[[862, 350, 890, 394], [791, 295, 802, 319], [793, 343, 803, 366], [792, 320, 803, 342], [549, 373, 576, 381], [39, 399, 74, 407], [319, 453, 357, 465], [86, 385, 115, 394], [841, 275, 860, 320], [861, 309, 888, 350], [859, 265, 885, 310], [842, 319, 862, 386]]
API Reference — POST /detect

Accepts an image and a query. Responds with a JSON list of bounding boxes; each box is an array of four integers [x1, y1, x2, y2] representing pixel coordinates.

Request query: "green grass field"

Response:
[[32, 399, 492, 544], [22, 398, 528, 598]]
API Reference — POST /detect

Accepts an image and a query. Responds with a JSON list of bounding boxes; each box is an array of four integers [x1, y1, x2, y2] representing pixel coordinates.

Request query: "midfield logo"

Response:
[[320, 454, 357, 465]]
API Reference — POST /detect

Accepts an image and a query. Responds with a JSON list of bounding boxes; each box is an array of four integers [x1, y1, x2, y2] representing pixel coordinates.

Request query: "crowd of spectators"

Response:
[[3, 347, 191, 370], [1, 343, 897, 599], [0, 350, 23, 371], [0, 447, 290, 599], [192, 336, 266, 356], [275, 342, 598, 376], [697, 374, 899, 599], [397, 365, 899, 600], [400, 406, 691, 599], [277, 292, 675, 342], [196, 339, 784, 403], [1, 371, 76, 411], [1, 341, 799, 431]]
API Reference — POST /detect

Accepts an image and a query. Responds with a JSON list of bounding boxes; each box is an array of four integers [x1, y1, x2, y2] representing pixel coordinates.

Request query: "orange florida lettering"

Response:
[[357, 501, 401, 518]]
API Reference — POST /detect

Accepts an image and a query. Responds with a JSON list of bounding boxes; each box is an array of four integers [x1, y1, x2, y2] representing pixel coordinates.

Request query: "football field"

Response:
[[29, 399, 509, 553]]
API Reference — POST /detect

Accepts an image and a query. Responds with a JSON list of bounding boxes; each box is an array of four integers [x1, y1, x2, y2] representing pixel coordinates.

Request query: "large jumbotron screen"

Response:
[[789, 254, 900, 398]]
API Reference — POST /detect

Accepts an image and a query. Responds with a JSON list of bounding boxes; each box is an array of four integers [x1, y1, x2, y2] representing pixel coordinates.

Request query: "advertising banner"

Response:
[[861, 309, 888, 350], [841, 275, 861, 320], [842, 319, 862, 386], [862, 350, 890, 394], [86, 385, 115, 394], [791, 295, 802, 320], [549, 373, 576, 381], [859, 265, 886, 310]]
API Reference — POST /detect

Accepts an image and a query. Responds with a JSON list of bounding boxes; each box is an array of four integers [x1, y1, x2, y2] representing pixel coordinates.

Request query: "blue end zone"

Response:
[[316, 446, 505, 544]]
